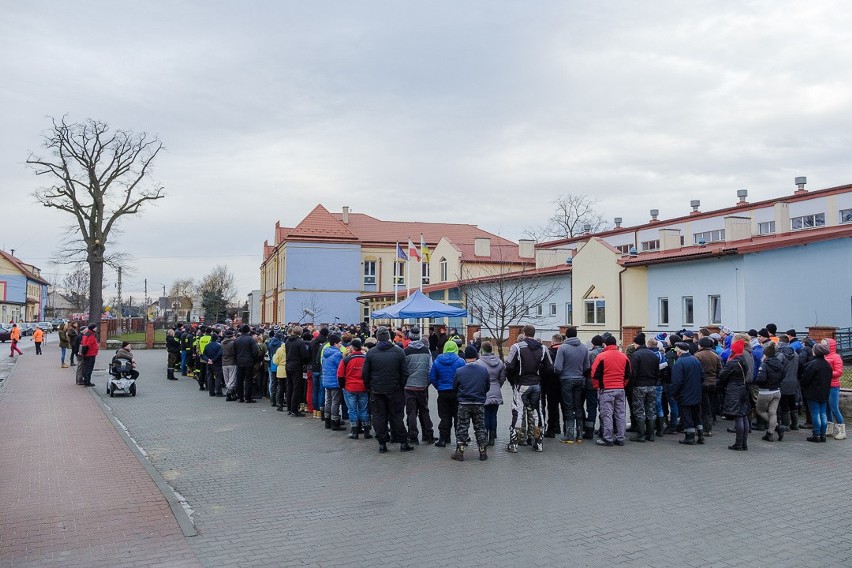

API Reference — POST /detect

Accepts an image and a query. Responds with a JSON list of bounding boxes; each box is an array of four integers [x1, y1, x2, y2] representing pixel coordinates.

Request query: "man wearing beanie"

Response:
[[403, 326, 435, 445], [628, 334, 661, 443], [362, 326, 413, 453], [79, 323, 100, 387], [430, 339, 466, 447], [591, 335, 630, 446], [450, 345, 490, 461], [669, 342, 705, 445], [694, 336, 721, 436], [505, 325, 551, 453], [776, 331, 802, 431], [554, 326, 590, 443]]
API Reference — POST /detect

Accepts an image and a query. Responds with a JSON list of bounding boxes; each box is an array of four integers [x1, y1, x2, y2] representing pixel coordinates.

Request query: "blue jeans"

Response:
[[584, 388, 598, 430], [484, 404, 499, 432], [60, 346, 67, 364], [828, 387, 845, 424], [180, 351, 187, 374], [667, 387, 680, 425], [343, 390, 369, 426], [268, 369, 276, 398], [655, 386, 665, 418], [312, 371, 325, 411], [807, 399, 828, 436]]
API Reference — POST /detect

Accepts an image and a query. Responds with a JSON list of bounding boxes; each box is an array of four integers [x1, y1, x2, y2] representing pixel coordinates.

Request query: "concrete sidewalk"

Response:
[[0, 343, 201, 568]]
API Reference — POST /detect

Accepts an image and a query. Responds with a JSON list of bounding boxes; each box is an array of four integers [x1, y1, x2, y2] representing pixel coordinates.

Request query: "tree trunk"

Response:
[[88, 256, 104, 326]]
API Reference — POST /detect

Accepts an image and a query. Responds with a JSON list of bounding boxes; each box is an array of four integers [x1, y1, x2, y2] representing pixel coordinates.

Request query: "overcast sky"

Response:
[[2, 1, 851, 302]]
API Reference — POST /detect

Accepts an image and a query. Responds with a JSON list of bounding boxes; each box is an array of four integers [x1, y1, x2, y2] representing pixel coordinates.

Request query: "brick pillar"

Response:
[[621, 325, 643, 351], [466, 324, 481, 344], [807, 326, 837, 343], [99, 320, 110, 349], [508, 324, 524, 342], [145, 322, 155, 349]]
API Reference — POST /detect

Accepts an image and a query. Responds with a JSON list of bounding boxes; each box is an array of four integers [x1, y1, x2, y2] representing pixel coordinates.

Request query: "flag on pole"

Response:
[[420, 234, 431, 262], [396, 242, 408, 261], [408, 239, 421, 261]]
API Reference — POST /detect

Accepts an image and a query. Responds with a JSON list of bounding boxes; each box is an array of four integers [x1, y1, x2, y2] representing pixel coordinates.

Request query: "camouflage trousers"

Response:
[[632, 386, 657, 421], [456, 404, 488, 447], [509, 384, 543, 445]]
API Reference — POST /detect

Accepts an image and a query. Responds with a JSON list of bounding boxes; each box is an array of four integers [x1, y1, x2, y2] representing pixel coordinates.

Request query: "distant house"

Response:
[[0, 250, 49, 323]]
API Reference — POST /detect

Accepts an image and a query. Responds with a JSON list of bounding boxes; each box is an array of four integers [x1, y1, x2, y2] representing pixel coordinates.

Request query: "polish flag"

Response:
[[408, 239, 421, 261]]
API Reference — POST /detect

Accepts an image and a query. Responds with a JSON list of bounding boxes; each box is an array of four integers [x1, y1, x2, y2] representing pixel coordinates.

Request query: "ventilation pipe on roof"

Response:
[[614, 217, 622, 228], [736, 189, 748, 206], [582, 224, 592, 235], [342, 206, 350, 224], [690, 200, 701, 215], [794, 176, 807, 195], [649, 209, 659, 223]]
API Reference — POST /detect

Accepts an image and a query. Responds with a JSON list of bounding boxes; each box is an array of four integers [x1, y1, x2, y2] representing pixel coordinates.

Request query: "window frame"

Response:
[[394, 261, 405, 286], [421, 262, 430, 285], [682, 296, 694, 326], [708, 295, 721, 325], [757, 221, 775, 235], [658, 297, 669, 326], [363, 260, 377, 286], [641, 239, 660, 252], [840, 208, 852, 224], [693, 229, 725, 244], [791, 212, 826, 231], [585, 299, 605, 324], [439, 257, 448, 282]]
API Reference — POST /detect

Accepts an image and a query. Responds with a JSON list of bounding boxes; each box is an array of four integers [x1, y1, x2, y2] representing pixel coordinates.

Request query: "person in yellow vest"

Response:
[[9, 324, 23, 357], [32, 326, 45, 355]]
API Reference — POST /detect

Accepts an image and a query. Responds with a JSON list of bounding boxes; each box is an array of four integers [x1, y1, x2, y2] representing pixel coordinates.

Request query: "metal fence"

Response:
[[837, 327, 852, 361]]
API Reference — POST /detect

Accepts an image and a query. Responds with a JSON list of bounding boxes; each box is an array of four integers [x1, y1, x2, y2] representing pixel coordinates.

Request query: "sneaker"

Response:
[[532, 440, 543, 452], [434, 440, 447, 448], [506, 443, 518, 453]]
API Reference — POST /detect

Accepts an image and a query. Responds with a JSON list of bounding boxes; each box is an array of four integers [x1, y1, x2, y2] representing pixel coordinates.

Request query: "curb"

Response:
[[86, 383, 198, 537]]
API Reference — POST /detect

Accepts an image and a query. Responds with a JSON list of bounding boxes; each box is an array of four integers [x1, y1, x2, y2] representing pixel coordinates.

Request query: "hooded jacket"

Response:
[[800, 356, 832, 403], [669, 352, 704, 405], [267, 335, 283, 373], [338, 350, 366, 392], [321, 344, 345, 389], [591, 345, 630, 390], [554, 337, 590, 382], [755, 355, 783, 391], [506, 337, 551, 386], [823, 338, 844, 388], [454, 361, 490, 405], [694, 347, 722, 387], [476, 352, 507, 406], [429, 342, 465, 392], [362, 341, 408, 393], [221, 336, 236, 366], [629, 345, 661, 388], [284, 335, 310, 370], [776, 342, 800, 396], [404, 340, 433, 389], [80, 329, 99, 358]]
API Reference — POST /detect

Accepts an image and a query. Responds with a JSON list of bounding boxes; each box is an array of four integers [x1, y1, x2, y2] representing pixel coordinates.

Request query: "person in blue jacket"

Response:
[[429, 341, 466, 447], [669, 342, 706, 446], [322, 334, 346, 431]]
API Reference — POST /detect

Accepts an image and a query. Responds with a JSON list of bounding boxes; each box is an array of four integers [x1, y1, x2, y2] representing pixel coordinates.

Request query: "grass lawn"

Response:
[[111, 329, 167, 343]]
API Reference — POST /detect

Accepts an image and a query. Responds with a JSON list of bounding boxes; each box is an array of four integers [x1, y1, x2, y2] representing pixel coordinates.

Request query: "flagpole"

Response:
[[394, 242, 399, 305]]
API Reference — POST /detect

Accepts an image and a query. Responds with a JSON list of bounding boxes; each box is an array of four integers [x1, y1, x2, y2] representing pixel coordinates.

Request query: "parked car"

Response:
[[50, 318, 66, 330], [36, 321, 54, 333], [0, 325, 11, 342], [19, 323, 35, 336]]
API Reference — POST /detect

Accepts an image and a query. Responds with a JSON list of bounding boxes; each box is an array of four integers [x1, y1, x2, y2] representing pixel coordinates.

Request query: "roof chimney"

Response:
[[614, 217, 622, 228], [794, 176, 807, 195], [736, 189, 748, 206], [649, 209, 659, 223], [690, 200, 701, 215], [342, 206, 350, 224], [473, 237, 491, 257], [582, 224, 592, 235], [518, 239, 534, 259]]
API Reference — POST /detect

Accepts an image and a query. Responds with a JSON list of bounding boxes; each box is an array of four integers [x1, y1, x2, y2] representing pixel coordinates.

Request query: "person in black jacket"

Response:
[[165, 328, 181, 381], [362, 326, 412, 453], [629, 336, 661, 442], [284, 326, 310, 416], [234, 325, 260, 403], [309, 328, 329, 418], [180, 326, 194, 377], [755, 342, 784, 441], [669, 343, 705, 445], [801, 343, 833, 442]]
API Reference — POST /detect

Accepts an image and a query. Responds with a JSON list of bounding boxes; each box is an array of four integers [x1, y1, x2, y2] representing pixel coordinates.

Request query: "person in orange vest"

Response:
[[9, 324, 23, 357], [32, 326, 45, 355]]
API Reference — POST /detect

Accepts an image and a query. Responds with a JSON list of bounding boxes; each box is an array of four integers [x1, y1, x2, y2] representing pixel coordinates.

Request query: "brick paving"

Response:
[[3, 345, 852, 567], [0, 343, 201, 568]]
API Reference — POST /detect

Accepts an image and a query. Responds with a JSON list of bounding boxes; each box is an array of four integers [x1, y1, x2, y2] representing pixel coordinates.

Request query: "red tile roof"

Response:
[[620, 223, 852, 267], [0, 250, 49, 285], [539, 182, 852, 249], [286, 205, 358, 242]]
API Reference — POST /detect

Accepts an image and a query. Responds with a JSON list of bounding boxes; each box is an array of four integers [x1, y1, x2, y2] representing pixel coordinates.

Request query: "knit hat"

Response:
[[730, 339, 745, 357], [350, 338, 362, 350], [443, 341, 459, 354], [669, 334, 682, 346], [376, 326, 391, 341], [813, 343, 829, 357], [710, 333, 721, 341], [463, 345, 479, 359], [682, 330, 694, 338], [766, 323, 777, 335], [591, 335, 604, 347], [633, 333, 646, 346], [87, 323, 97, 330], [698, 337, 714, 349], [785, 329, 797, 338], [409, 326, 421, 341], [655, 332, 668, 342], [319, 327, 329, 337], [720, 326, 732, 335], [224, 330, 234, 337], [758, 328, 770, 339], [604, 336, 617, 346]]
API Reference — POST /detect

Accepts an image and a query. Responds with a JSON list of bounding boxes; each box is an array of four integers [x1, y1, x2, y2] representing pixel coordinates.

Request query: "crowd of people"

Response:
[[160, 319, 847, 459]]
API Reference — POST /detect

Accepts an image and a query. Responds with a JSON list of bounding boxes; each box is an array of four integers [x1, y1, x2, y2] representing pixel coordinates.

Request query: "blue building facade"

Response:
[[282, 242, 362, 323]]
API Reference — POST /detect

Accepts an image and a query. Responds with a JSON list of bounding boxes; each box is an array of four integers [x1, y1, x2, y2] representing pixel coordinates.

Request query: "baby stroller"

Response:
[[107, 358, 138, 397]]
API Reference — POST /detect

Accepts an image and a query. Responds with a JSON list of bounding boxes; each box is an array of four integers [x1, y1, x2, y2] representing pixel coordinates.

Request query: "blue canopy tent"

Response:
[[370, 290, 467, 319]]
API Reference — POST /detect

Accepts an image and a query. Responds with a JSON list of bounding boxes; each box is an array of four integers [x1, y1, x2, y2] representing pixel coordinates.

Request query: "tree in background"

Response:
[[61, 264, 90, 313], [197, 265, 236, 324], [27, 117, 164, 325], [523, 193, 607, 241], [168, 278, 195, 322]]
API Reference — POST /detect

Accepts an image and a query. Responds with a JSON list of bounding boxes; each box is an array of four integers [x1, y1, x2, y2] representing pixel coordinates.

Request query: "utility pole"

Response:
[[144, 279, 148, 321]]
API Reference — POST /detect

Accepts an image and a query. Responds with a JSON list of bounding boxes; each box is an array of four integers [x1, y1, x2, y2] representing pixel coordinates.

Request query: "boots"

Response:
[[629, 418, 646, 442], [626, 415, 638, 432], [331, 419, 346, 431], [826, 422, 835, 436], [663, 420, 678, 435], [400, 441, 414, 452], [655, 417, 665, 437], [762, 431, 774, 442], [362, 425, 373, 439], [583, 421, 594, 440], [645, 419, 655, 442], [348, 426, 359, 440], [835, 423, 847, 440], [422, 433, 435, 444], [451, 444, 465, 461], [379, 442, 388, 453], [775, 424, 785, 441], [434, 437, 448, 447], [488, 430, 496, 447], [167, 368, 177, 381], [325, 417, 332, 430], [479, 445, 488, 461], [561, 420, 574, 443], [679, 431, 695, 445], [789, 411, 800, 430], [696, 429, 705, 445]]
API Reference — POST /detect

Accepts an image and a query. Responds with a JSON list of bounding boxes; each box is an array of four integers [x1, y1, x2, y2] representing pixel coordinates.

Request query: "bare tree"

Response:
[[27, 117, 164, 325], [197, 266, 237, 323], [60, 264, 90, 312], [169, 278, 195, 321], [298, 293, 327, 324], [458, 262, 562, 359], [523, 193, 608, 241]]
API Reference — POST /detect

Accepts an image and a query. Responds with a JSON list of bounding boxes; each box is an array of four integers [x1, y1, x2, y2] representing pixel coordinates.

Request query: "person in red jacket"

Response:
[[591, 336, 631, 446], [79, 324, 100, 387], [338, 338, 372, 440], [823, 338, 846, 440]]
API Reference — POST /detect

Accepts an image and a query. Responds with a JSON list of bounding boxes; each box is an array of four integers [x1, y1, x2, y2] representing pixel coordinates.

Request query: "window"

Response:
[[708, 295, 721, 325], [363, 306, 370, 320], [641, 239, 659, 252], [394, 261, 405, 286], [841, 209, 852, 224], [585, 299, 605, 324], [693, 229, 725, 244], [439, 257, 448, 282], [682, 296, 694, 326], [758, 221, 775, 235], [791, 213, 825, 230], [615, 244, 632, 254], [536, 304, 543, 316], [565, 303, 573, 325], [421, 262, 430, 285], [363, 261, 376, 285], [659, 298, 669, 326], [549, 303, 557, 316]]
